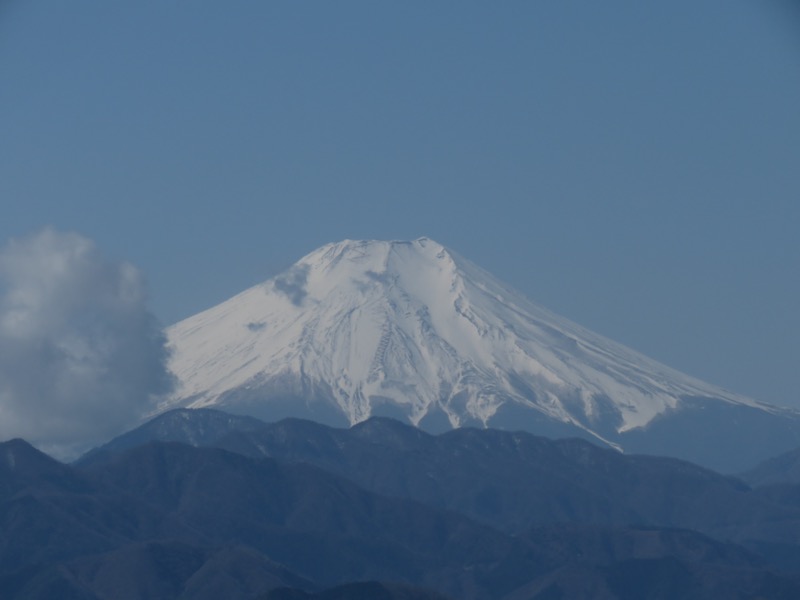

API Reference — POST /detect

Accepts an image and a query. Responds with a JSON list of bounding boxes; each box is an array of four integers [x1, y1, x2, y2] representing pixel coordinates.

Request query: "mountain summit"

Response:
[[164, 238, 800, 471]]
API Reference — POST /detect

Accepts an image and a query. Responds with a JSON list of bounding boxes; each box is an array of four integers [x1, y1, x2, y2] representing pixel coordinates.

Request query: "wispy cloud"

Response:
[[0, 228, 173, 458], [273, 263, 310, 306]]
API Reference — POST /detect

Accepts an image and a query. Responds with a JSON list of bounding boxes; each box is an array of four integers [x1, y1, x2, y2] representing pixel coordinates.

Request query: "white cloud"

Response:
[[0, 228, 173, 458]]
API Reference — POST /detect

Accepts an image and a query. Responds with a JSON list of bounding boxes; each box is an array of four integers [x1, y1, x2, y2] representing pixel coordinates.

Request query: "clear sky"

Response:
[[1, 1, 799, 409]]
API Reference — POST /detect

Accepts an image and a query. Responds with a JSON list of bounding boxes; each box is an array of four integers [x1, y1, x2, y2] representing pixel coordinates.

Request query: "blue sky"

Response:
[[1, 1, 799, 408]]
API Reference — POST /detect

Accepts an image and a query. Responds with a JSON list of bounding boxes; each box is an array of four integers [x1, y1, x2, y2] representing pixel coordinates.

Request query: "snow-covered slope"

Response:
[[163, 238, 789, 459]]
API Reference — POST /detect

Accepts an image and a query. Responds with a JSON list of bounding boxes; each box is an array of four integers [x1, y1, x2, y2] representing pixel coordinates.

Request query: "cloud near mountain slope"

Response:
[[0, 228, 173, 457]]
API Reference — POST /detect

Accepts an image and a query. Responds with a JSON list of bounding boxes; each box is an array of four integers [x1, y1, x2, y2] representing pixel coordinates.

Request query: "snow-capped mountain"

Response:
[[163, 238, 800, 471]]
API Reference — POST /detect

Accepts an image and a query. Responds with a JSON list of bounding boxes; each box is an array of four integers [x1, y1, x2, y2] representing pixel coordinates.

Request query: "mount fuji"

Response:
[[162, 238, 800, 472]]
